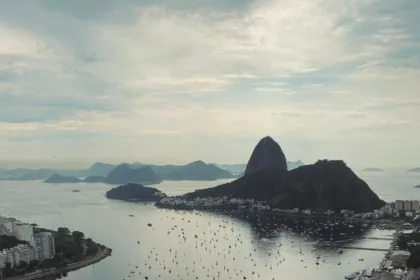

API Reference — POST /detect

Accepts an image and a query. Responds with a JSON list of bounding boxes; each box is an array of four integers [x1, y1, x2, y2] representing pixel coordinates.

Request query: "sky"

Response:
[[0, 0, 419, 169]]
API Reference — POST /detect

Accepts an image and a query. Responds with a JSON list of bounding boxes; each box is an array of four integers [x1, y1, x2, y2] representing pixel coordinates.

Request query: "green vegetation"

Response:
[[39, 227, 99, 262], [0, 235, 27, 250], [397, 230, 420, 268]]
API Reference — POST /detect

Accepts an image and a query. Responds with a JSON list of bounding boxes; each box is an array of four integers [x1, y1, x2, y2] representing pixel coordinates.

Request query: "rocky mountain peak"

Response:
[[245, 136, 288, 175]]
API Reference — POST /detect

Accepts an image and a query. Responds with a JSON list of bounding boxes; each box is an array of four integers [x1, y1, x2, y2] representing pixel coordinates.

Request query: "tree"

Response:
[[19, 260, 27, 268], [1, 262, 13, 277], [71, 231, 85, 244], [57, 227, 71, 237], [26, 259, 38, 272]]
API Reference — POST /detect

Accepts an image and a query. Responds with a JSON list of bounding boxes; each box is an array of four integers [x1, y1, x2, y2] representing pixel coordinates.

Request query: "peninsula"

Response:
[[0, 216, 111, 279], [160, 136, 385, 213]]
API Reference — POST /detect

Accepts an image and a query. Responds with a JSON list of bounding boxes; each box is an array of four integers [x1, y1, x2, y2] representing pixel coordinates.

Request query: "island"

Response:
[[105, 183, 167, 202], [159, 136, 385, 213], [363, 168, 384, 172], [0, 216, 111, 279], [44, 173, 82, 184], [408, 168, 420, 173]]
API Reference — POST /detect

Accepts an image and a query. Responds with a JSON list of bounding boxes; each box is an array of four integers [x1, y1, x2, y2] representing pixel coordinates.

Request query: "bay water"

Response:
[[0, 169, 419, 280]]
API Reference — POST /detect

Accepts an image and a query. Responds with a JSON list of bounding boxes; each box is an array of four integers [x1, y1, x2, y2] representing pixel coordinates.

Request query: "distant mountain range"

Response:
[[25, 160, 234, 184], [45, 164, 161, 185]]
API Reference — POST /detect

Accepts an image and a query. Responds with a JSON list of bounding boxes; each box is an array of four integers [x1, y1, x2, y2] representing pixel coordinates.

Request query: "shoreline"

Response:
[[5, 247, 112, 280], [155, 204, 403, 229]]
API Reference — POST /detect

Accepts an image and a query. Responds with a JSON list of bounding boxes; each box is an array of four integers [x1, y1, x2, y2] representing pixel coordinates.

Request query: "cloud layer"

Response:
[[1, 0, 419, 168]]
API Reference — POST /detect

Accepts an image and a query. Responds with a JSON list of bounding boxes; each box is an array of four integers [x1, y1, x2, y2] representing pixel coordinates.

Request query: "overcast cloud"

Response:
[[1, 0, 419, 168]]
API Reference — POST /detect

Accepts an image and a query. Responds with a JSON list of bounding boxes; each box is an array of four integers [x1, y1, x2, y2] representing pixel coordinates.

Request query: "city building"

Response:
[[16, 223, 34, 243], [0, 251, 8, 269], [394, 200, 420, 212], [404, 201, 412, 211], [0, 245, 36, 269], [412, 200, 420, 212], [2, 218, 19, 236], [32, 232, 55, 260], [395, 200, 404, 212], [16, 244, 35, 264]]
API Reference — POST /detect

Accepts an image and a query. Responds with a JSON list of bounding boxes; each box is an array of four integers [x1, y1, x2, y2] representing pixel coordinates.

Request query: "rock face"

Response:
[[105, 184, 166, 201], [105, 164, 161, 185], [245, 136, 288, 175], [186, 160, 385, 212], [44, 173, 82, 184]]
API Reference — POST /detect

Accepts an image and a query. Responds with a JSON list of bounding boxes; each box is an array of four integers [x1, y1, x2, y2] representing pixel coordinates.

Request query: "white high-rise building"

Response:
[[395, 200, 404, 212], [3, 218, 19, 236], [412, 200, 420, 212], [1, 249, 16, 268], [0, 245, 35, 269], [32, 232, 55, 260], [0, 251, 8, 269], [17, 244, 35, 264], [16, 223, 34, 243], [404, 200, 412, 211]]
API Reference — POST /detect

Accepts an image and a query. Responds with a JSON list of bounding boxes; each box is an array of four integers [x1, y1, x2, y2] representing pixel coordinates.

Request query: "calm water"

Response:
[[0, 169, 419, 280]]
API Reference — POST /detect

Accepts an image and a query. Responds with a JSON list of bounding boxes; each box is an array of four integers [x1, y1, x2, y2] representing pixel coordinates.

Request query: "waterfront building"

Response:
[[0, 251, 8, 269], [395, 200, 404, 212], [412, 200, 420, 211], [2, 218, 19, 236], [404, 201, 412, 211], [0, 245, 35, 268], [32, 232, 55, 260], [16, 223, 34, 243], [394, 200, 420, 212], [16, 244, 35, 264]]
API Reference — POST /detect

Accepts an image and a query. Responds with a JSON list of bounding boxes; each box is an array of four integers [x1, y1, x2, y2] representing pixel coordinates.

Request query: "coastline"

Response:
[[5, 247, 112, 280]]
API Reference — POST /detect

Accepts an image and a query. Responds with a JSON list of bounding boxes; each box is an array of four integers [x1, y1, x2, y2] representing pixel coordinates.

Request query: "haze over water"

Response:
[[0, 169, 419, 280]]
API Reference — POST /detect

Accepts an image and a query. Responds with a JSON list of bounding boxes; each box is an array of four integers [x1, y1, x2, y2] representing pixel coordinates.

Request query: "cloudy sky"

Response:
[[1, 0, 419, 168]]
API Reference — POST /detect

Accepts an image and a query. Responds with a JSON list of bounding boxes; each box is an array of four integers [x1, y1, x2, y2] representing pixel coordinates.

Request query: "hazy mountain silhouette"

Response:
[[44, 173, 82, 183]]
